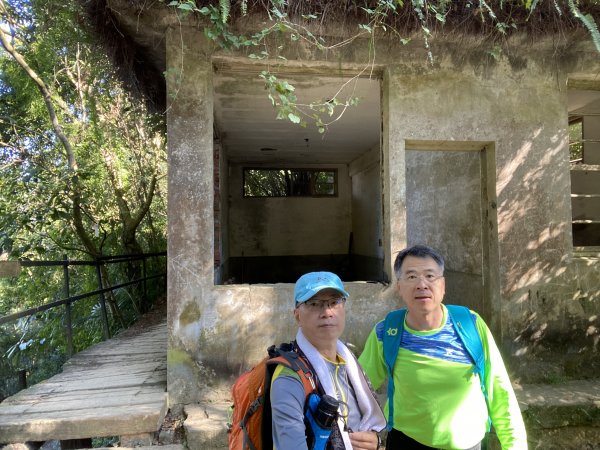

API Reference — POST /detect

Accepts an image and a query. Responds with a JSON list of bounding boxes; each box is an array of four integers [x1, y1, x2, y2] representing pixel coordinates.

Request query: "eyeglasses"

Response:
[[399, 274, 444, 285], [302, 297, 346, 311]]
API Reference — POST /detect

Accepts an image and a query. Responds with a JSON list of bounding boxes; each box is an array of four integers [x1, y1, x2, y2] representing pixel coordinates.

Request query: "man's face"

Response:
[[396, 255, 445, 315], [294, 288, 346, 350]]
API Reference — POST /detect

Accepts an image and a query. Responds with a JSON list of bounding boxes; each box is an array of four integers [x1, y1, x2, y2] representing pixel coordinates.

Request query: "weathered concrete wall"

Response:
[[507, 253, 600, 382], [383, 60, 572, 339], [166, 29, 216, 404], [227, 163, 352, 257], [165, 26, 600, 405]]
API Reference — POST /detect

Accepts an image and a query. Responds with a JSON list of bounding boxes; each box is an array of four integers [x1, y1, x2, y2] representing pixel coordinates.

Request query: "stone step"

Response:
[[183, 403, 230, 450], [516, 379, 600, 450], [181, 379, 600, 450], [94, 446, 184, 450], [1, 444, 184, 450]]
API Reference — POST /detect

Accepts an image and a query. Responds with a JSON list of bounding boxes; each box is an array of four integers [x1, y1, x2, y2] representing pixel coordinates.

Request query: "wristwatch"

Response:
[[375, 431, 382, 449]]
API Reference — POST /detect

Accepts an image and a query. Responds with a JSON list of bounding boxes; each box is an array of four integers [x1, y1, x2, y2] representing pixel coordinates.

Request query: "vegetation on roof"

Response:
[[82, 0, 600, 127]]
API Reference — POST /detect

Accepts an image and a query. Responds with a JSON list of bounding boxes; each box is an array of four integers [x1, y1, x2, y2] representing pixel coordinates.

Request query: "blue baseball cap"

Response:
[[294, 271, 350, 305]]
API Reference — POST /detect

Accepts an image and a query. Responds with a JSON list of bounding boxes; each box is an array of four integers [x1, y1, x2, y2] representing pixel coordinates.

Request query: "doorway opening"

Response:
[[405, 140, 500, 328]]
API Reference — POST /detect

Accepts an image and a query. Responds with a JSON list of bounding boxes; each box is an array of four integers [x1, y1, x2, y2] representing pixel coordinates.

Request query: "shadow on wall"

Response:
[[496, 127, 600, 383]]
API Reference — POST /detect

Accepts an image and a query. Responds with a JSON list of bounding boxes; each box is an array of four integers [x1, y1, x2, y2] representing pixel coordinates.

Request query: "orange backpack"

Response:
[[228, 343, 317, 450]]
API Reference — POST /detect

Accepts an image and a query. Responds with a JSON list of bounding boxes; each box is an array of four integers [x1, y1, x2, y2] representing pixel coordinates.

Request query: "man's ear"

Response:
[[294, 307, 300, 324]]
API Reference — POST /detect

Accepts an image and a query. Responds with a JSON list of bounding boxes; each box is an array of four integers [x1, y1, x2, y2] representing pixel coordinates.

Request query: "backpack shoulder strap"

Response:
[[446, 305, 484, 374], [381, 308, 407, 430], [247, 347, 316, 450], [446, 305, 490, 429], [268, 348, 317, 395]]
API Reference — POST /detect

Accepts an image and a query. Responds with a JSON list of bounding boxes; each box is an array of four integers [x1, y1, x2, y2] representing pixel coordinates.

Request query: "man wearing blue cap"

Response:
[[270, 271, 386, 450]]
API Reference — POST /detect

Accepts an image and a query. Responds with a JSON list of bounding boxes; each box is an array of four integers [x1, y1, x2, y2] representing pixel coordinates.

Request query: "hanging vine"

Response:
[[166, 0, 600, 131]]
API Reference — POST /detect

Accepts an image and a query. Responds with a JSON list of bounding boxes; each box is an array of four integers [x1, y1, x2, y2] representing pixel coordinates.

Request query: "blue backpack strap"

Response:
[[381, 308, 406, 431], [446, 305, 491, 430]]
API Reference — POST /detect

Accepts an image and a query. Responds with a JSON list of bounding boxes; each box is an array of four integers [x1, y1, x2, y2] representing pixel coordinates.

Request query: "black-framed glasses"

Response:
[[302, 297, 346, 311], [399, 274, 444, 285]]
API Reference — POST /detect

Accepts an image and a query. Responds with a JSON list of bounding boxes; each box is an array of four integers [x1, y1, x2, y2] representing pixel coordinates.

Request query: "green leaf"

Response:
[[288, 113, 301, 123], [568, 0, 600, 53]]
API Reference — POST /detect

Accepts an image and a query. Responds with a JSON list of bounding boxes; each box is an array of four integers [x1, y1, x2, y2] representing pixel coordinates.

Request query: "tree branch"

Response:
[[0, 6, 77, 171]]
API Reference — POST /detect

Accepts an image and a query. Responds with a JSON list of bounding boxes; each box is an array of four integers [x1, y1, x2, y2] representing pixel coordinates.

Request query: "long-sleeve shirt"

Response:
[[358, 304, 527, 449]]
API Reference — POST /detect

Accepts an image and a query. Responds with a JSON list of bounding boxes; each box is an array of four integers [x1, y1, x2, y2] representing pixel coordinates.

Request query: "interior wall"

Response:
[[349, 146, 385, 281], [217, 140, 230, 282], [227, 163, 352, 257], [350, 146, 382, 258]]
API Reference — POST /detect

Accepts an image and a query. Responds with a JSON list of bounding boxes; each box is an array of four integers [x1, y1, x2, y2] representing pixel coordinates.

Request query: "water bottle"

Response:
[[305, 393, 340, 450], [313, 394, 340, 429]]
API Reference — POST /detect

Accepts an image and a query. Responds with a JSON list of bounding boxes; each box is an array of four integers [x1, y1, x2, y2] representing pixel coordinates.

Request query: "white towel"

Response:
[[296, 329, 387, 449]]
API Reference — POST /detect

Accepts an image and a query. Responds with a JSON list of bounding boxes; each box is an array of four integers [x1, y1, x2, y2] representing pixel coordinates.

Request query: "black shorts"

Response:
[[385, 428, 482, 450]]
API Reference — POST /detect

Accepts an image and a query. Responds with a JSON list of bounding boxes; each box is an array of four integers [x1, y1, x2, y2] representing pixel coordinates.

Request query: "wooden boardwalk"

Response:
[[0, 321, 167, 444]]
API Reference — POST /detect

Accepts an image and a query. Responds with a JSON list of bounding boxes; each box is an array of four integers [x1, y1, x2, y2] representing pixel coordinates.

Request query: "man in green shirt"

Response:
[[359, 245, 527, 449]]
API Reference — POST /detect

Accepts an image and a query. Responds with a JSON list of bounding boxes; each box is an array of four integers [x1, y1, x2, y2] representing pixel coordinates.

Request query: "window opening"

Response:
[[569, 117, 583, 164], [568, 112, 600, 247], [243, 168, 337, 197]]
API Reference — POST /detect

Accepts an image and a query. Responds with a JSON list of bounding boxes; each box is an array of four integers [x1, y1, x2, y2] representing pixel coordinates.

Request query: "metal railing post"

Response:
[[95, 259, 111, 340], [63, 254, 73, 358], [142, 256, 148, 313], [17, 369, 27, 390]]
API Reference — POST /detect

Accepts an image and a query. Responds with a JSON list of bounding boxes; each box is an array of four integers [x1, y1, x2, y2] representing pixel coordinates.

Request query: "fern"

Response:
[[241, 0, 248, 16], [568, 0, 600, 52], [479, 0, 497, 20], [552, 0, 563, 16], [219, 0, 230, 23]]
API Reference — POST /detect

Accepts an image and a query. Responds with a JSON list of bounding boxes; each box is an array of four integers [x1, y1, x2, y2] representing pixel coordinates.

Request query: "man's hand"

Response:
[[349, 431, 380, 450]]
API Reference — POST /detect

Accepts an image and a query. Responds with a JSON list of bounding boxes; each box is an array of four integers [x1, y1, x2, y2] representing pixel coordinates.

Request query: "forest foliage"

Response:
[[0, 0, 167, 399]]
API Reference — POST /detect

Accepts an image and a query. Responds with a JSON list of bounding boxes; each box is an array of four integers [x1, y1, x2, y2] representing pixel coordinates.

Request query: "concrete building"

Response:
[[86, 1, 600, 406]]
